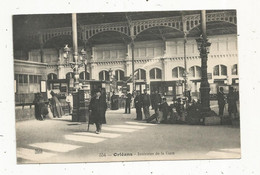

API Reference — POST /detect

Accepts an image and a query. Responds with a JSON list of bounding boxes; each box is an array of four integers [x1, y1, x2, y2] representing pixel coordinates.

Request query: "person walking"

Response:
[[227, 87, 238, 119], [49, 91, 64, 118], [142, 89, 151, 120], [124, 90, 132, 114], [217, 87, 226, 116], [134, 91, 143, 120], [89, 89, 107, 134]]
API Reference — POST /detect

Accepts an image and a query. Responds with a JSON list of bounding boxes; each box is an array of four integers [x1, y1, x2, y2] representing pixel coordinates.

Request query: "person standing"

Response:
[[150, 91, 155, 110], [142, 89, 151, 120], [50, 91, 64, 118], [124, 90, 132, 114], [159, 97, 169, 122], [101, 88, 107, 128], [111, 91, 118, 110], [153, 90, 162, 114], [217, 87, 226, 116], [33, 93, 47, 120], [89, 89, 107, 134], [33, 93, 41, 120], [227, 87, 238, 119], [66, 93, 73, 115], [134, 91, 143, 120], [176, 97, 184, 119], [38, 93, 48, 120]]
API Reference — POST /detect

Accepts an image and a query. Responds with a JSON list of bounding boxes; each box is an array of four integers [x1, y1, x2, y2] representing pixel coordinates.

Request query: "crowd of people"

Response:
[[133, 89, 186, 124], [33, 85, 239, 129], [118, 89, 170, 123], [122, 86, 239, 124]]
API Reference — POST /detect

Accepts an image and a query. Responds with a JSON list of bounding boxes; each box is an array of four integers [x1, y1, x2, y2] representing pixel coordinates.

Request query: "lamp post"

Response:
[[63, 45, 88, 123], [183, 32, 188, 102], [62, 13, 91, 122], [131, 41, 135, 92], [62, 13, 85, 91], [196, 10, 212, 117], [63, 13, 88, 91], [63, 46, 87, 90]]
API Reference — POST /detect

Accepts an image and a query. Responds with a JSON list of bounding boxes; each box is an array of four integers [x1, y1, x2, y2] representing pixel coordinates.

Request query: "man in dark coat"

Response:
[[150, 91, 155, 109], [111, 91, 118, 110], [217, 87, 226, 116], [134, 91, 143, 120], [142, 89, 151, 120], [153, 90, 162, 114], [89, 89, 107, 134], [227, 87, 238, 119], [159, 97, 169, 122], [101, 88, 108, 120], [124, 90, 132, 114], [33, 93, 47, 120]]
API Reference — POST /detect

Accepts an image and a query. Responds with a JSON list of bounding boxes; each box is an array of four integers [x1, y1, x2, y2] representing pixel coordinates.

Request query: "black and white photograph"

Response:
[[1, 0, 260, 174], [13, 10, 241, 164]]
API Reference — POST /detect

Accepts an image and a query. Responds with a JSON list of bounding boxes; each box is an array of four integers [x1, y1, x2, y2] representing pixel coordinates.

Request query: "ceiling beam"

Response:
[[157, 26, 166, 41]]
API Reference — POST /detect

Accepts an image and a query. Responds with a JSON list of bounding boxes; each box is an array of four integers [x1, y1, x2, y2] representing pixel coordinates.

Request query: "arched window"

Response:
[[189, 66, 201, 78], [47, 73, 57, 80], [232, 64, 238, 75], [213, 65, 227, 76], [172, 67, 185, 78], [115, 70, 124, 81], [135, 69, 146, 80], [150, 68, 162, 79], [66, 72, 74, 79], [79, 71, 90, 80], [99, 70, 109, 81]]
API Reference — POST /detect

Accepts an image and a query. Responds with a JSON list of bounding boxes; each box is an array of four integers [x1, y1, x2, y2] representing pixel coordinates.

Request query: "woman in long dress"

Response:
[[50, 91, 64, 118]]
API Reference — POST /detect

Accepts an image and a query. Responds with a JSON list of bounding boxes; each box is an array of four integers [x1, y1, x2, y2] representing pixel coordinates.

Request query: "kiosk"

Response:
[[72, 81, 91, 122]]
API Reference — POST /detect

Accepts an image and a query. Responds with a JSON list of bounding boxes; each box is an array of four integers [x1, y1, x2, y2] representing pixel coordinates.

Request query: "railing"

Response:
[[15, 93, 48, 107], [15, 102, 49, 109], [26, 11, 237, 45]]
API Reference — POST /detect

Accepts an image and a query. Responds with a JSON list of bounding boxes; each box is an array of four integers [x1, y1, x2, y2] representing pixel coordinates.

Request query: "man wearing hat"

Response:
[[134, 90, 143, 120], [159, 97, 169, 122], [217, 87, 226, 116], [89, 89, 107, 134], [124, 90, 132, 114], [142, 89, 151, 120]]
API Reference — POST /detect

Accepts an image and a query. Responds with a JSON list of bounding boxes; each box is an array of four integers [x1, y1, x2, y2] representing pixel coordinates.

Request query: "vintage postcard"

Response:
[[13, 10, 240, 164]]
